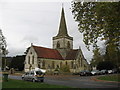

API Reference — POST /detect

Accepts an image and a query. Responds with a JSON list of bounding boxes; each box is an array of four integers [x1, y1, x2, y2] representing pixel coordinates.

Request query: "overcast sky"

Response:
[[0, 0, 99, 63]]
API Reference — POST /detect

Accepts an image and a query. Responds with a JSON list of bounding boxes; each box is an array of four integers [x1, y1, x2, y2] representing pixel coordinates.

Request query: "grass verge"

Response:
[[0, 77, 2, 81], [97, 74, 120, 82], [0, 77, 2, 89], [2, 79, 71, 88]]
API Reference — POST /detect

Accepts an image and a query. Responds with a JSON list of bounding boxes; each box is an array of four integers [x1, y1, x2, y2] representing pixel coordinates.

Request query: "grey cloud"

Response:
[[1, 1, 93, 62]]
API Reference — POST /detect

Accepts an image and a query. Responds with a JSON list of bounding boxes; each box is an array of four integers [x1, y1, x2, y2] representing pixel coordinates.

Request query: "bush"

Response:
[[60, 65, 70, 72]]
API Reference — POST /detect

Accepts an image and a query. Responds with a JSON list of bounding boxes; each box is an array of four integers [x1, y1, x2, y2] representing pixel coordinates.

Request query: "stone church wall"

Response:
[[53, 38, 73, 49], [24, 46, 38, 72], [37, 58, 76, 72]]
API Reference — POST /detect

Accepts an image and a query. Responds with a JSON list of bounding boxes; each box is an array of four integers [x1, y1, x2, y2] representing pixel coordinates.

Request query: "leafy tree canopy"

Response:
[[0, 29, 8, 55], [97, 61, 115, 70], [11, 55, 25, 71], [90, 47, 103, 67], [72, 2, 120, 50]]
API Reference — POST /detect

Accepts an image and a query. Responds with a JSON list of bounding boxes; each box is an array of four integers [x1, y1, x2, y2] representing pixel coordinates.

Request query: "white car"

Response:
[[108, 70, 113, 74], [91, 70, 100, 75], [22, 69, 45, 82]]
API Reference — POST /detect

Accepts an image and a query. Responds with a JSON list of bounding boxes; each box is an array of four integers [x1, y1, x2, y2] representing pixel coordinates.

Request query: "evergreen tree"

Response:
[[90, 47, 103, 67]]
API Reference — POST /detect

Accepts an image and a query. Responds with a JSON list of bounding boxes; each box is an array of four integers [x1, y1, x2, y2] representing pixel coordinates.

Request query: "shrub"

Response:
[[60, 65, 70, 72]]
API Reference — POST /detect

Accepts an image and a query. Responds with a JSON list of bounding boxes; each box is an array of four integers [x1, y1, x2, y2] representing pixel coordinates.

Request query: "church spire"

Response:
[[56, 7, 69, 37], [53, 6, 73, 40], [53, 5, 73, 50]]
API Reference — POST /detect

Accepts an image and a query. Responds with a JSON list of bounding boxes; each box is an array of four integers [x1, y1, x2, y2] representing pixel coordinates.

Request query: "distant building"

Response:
[[24, 7, 89, 72]]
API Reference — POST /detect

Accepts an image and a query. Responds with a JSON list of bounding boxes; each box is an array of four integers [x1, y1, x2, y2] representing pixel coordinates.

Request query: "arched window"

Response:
[[48, 64, 50, 68], [57, 65, 59, 68], [52, 61, 55, 69], [66, 61, 68, 66], [32, 56, 34, 64], [67, 41, 70, 48], [84, 64, 86, 70], [71, 61, 74, 68], [81, 59, 82, 67], [42, 60, 45, 68], [60, 62, 62, 68], [28, 56, 30, 64], [38, 64, 41, 68], [57, 41, 60, 48]]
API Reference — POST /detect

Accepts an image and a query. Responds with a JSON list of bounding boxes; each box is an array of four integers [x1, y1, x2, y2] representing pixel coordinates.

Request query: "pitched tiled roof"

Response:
[[33, 46, 63, 60], [65, 49, 79, 60], [32, 45, 79, 60]]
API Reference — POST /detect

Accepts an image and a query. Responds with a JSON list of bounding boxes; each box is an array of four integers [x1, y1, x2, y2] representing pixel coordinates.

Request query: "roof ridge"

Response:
[[33, 45, 55, 50]]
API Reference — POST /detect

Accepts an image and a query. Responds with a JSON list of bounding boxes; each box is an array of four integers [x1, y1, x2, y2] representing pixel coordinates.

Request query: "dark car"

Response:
[[79, 70, 92, 76]]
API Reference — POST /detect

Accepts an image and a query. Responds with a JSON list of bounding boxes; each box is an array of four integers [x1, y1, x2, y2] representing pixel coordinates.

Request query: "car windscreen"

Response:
[[36, 71, 43, 75], [92, 70, 99, 72], [25, 72, 29, 75]]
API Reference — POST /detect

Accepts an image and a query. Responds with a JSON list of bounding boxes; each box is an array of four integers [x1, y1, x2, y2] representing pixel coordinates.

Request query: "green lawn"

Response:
[[0, 77, 2, 89], [97, 74, 120, 82], [0, 77, 2, 81], [2, 79, 70, 88]]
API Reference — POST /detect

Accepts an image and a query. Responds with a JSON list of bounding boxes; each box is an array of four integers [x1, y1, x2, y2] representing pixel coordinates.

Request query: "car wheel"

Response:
[[41, 80, 44, 82], [22, 77, 25, 80], [32, 79, 36, 82]]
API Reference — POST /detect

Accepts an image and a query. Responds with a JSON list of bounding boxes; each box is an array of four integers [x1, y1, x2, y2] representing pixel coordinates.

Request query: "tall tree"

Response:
[[71, 2, 120, 50], [0, 29, 7, 53], [72, 1, 120, 67], [11, 55, 25, 71], [105, 42, 120, 67], [0, 29, 8, 70], [90, 47, 103, 67]]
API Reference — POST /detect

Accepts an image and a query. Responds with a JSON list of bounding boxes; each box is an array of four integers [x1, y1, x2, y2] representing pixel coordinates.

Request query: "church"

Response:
[[24, 7, 89, 73]]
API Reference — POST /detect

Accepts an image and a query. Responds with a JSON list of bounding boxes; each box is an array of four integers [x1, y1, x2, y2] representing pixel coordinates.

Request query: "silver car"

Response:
[[91, 70, 100, 75], [22, 70, 45, 82]]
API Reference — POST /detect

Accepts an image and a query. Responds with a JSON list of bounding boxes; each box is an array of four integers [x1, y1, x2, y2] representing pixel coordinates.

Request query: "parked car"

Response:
[[112, 69, 118, 73], [22, 69, 45, 82], [99, 70, 108, 75], [91, 70, 100, 75], [79, 70, 92, 76], [107, 70, 113, 74]]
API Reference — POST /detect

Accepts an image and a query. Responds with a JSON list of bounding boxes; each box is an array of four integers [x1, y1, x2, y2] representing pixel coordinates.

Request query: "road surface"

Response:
[[1, 74, 119, 88]]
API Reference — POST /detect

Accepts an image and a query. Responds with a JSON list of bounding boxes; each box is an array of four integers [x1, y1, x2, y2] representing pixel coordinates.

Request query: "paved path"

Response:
[[45, 75, 120, 88]]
